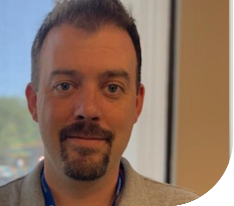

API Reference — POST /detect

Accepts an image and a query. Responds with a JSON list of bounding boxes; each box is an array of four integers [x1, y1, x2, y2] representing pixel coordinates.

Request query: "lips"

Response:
[[64, 135, 108, 148], [67, 136, 106, 141]]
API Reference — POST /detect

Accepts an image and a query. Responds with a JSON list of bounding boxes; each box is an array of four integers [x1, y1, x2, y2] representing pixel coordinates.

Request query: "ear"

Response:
[[134, 84, 145, 123], [25, 83, 38, 122]]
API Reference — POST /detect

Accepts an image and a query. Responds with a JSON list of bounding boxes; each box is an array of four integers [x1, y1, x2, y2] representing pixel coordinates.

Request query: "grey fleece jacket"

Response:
[[0, 158, 199, 206]]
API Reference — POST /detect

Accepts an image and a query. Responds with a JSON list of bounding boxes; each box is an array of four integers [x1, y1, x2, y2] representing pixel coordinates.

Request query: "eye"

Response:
[[103, 83, 124, 96], [59, 83, 71, 91], [54, 82, 76, 92], [108, 84, 119, 93]]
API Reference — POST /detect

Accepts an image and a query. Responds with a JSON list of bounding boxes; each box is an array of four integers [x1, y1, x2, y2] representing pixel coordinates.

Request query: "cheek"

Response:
[[38, 96, 73, 126], [37, 96, 74, 152], [104, 99, 136, 153], [104, 99, 135, 129]]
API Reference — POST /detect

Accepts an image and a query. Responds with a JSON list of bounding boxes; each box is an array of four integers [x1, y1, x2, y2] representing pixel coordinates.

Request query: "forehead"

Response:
[[39, 24, 137, 80]]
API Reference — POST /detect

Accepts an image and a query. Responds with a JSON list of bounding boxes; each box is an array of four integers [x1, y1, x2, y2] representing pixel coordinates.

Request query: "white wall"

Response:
[[121, 0, 171, 182]]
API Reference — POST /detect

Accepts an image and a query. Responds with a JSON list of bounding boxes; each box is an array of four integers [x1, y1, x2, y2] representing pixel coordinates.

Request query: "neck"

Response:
[[43, 159, 121, 206]]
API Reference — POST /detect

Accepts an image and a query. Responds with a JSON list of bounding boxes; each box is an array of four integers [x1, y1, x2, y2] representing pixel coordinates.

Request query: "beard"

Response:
[[59, 121, 114, 181]]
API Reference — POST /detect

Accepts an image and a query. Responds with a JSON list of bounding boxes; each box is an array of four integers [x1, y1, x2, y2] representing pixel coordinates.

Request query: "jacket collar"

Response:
[[20, 160, 45, 206], [119, 158, 150, 206]]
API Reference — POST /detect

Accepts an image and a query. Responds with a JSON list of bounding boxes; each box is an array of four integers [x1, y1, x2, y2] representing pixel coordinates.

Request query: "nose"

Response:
[[74, 87, 101, 122]]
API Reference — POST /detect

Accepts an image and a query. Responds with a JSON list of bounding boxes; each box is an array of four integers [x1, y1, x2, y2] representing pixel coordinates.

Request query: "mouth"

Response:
[[68, 136, 106, 141], [64, 136, 108, 148]]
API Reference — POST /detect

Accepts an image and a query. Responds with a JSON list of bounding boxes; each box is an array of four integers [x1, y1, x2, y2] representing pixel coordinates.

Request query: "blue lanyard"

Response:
[[41, 169, 124, 206], [41, 171, 56, 206]]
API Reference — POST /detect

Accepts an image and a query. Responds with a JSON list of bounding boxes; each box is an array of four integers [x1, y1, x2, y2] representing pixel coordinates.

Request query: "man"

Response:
[[0, 0, 199, 205]]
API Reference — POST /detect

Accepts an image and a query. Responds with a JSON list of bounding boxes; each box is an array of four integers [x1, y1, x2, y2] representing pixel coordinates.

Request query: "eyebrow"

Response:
[[98, 70, 130, 83], [49, 68, 130, 83], [49, 69, 83, 80]]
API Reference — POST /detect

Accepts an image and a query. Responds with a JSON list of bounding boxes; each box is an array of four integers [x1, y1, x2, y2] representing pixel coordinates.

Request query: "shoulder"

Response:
[[0, 160, 45, 206], [120, 158, 200, 206], [142, 176, 200, 205], [0, 176, 26, 205]]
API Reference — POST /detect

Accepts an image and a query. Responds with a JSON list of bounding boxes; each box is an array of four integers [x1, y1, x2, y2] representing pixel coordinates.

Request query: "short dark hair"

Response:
[[31, 0, 141, 92]]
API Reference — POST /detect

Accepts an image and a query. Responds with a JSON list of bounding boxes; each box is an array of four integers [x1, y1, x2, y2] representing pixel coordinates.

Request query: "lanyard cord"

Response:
[[41, 169, 124, 206], [111, 171, 124, 206]]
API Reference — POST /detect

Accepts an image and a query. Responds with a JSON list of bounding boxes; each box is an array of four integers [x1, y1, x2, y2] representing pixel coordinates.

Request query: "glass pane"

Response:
[[0, 0, 54, 186]]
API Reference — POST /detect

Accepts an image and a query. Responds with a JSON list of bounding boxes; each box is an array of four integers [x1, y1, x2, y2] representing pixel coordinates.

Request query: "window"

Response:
[[0, 0, 53, 186]]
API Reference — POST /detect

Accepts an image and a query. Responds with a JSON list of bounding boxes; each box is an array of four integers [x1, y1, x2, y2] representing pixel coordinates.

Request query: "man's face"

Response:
[[26, 24, 144, 180]]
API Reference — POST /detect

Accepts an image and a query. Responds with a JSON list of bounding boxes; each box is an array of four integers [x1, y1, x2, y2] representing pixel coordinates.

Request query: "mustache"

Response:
[[59, 122, 115, 145]]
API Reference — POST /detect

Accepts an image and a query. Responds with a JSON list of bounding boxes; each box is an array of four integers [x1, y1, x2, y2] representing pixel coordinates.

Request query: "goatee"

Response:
[[59, 121, 114, 181]]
